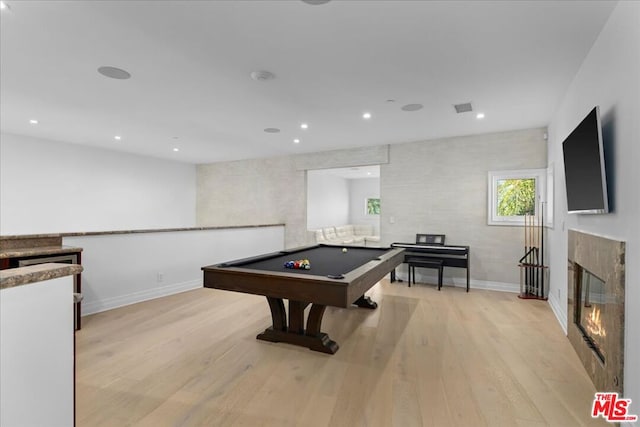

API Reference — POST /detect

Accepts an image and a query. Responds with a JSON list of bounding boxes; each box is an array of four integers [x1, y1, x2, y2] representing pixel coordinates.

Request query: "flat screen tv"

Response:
[[562, 106, 609, 214]]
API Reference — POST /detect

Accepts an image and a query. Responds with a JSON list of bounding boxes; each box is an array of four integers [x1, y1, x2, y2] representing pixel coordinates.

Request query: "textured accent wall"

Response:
[[197, 156, 306, 248], [294, 145, 389, 170], [197, 146, 390, 248], [381, 128, 547, 286]]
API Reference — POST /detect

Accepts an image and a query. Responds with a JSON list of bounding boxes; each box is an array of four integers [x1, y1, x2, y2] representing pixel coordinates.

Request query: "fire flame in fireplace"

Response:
[[586, 306, 607, 338]]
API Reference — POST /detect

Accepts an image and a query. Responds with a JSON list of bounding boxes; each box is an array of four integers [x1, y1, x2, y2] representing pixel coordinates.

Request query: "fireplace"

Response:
[[575, 266, 607, 363], [568, 230, 625, 393]]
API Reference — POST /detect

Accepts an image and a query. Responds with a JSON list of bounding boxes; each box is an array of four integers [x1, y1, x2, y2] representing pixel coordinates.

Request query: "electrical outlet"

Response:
[[157, 272, 164, 283]]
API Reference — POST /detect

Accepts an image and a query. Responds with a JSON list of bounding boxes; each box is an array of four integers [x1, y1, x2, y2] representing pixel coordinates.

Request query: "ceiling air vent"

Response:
[[454, 103, 473, 113], [401, 103, 423, 112]]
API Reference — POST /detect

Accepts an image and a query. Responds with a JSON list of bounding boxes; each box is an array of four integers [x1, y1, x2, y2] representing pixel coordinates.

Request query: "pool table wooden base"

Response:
[[258, 327, 339, 354], [257, 295, 376, 354]]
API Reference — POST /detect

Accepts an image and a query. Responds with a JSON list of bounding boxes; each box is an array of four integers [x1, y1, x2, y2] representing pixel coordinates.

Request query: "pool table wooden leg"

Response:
[[305, 303, 326, 336], [304, 303, 339, 354], [288, 300, 308, 334], [265, 296, 286, 331], [353, 295, 378, 309], [257, 298, 339, 354]]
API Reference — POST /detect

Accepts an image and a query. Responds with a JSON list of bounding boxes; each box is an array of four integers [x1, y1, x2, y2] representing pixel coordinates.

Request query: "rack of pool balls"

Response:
[[284, 259, 311, 270]]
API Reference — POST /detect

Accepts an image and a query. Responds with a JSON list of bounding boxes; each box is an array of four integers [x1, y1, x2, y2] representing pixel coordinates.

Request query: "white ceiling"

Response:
[[0, 1, 615, 164]]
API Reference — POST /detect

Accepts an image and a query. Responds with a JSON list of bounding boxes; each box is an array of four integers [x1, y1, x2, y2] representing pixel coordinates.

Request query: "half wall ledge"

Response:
[[0, 223, 285, 240]]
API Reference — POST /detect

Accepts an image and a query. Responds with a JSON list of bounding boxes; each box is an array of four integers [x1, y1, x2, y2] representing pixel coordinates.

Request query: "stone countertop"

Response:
[[0, 245, 83, 259], [0, 223, 285, 239], [0, 263, 83, 290]]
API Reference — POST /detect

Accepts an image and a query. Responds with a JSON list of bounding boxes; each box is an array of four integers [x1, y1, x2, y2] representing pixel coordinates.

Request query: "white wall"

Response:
[[0, 133, 196, 234], [64, 226, 284, 314], [1, 276, 74, 427], [546, 1, 639, 405], [306, 172, 350, 230], [348, 178, 380, 234]]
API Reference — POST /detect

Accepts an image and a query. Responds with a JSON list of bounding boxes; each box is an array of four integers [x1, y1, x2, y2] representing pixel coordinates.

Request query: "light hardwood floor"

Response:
[[76, 280, 607, 426]]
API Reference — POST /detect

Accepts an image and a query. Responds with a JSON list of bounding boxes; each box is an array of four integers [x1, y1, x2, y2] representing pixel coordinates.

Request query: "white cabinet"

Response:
[[1, 276, 74, 427]]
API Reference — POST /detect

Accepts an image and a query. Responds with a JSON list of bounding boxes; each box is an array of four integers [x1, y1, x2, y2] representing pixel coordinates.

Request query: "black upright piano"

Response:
[[390, 242, 470, 292]]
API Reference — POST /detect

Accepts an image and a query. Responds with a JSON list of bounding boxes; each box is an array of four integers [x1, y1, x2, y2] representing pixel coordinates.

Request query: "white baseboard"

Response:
[[82, 279, 202, 316], [400, 271, 519, 293], [547, 292, 568, 335], [83, 274, 518, 316], [467, 278, 519, 293]]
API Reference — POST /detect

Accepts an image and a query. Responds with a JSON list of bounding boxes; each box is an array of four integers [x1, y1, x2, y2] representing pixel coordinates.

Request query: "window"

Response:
[[488, 169, 546, 226], [366, 198, 380, 215]]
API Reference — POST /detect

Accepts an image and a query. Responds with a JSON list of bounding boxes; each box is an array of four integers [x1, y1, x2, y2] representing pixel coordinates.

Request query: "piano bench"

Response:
[[408, 259, 444, 290]]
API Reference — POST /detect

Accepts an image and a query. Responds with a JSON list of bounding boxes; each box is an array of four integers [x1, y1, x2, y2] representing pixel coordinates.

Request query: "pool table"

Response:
[[202, 244, 405, 354]]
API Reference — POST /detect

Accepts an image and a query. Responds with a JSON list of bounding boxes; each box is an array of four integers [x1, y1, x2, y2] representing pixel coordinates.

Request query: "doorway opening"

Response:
[[306, 165, 380, 246]]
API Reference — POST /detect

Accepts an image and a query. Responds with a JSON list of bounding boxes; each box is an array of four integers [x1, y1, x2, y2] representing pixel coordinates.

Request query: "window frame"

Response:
[[487, 168, 546, 226], [365, 197, 380, 215], [545, 163, 554, 228]]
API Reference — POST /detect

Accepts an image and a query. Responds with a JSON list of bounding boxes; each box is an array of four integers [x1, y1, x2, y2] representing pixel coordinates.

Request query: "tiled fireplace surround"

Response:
[[567, 229, 626, 393]]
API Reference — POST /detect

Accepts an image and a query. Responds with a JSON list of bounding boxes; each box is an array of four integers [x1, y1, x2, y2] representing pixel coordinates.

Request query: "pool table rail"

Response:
[[203, 246, 404, 308]]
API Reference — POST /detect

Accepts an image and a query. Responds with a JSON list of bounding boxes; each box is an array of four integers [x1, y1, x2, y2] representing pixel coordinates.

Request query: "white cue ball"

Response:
[[342, 248, 348, 253]]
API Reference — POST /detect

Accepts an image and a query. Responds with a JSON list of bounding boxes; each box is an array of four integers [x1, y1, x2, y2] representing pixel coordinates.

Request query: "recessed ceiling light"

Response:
[[250, 70, 275, 81], [476, 113, 485, 119], [362, 112, 372, 120], [173, 148, 180, 152], [401, 103, 423, 112], [293, 139, 300, 144], [264, 128, 281, 133], [29, 119, 38, 125], [300, 123, 309, 130], [114, 135, 122, 141], [98, 66, 131, 80]]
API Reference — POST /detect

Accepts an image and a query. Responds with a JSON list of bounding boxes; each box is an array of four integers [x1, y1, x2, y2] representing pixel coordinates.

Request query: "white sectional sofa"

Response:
[[311, 224, 380, 247]]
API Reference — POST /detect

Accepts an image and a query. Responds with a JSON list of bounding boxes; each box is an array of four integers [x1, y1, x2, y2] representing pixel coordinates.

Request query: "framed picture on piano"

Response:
[[416, 234, 445, 245]]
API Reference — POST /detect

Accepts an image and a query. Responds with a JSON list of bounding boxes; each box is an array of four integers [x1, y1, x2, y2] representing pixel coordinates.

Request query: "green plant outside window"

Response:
[[366, 198, 380, 215], [496, 178, 535, 216]]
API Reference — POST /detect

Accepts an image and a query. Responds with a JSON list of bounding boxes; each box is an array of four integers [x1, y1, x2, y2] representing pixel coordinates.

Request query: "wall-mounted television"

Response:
[[562, 106, 609, 214]]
